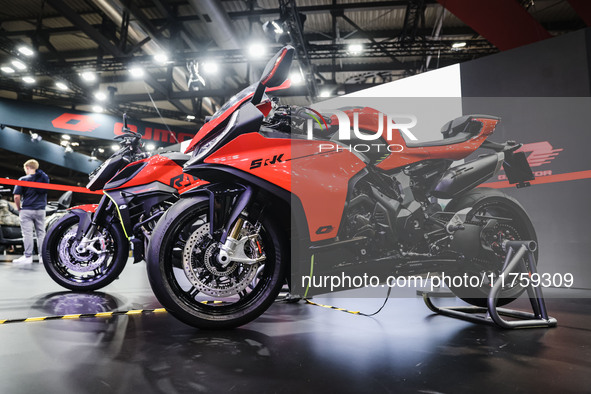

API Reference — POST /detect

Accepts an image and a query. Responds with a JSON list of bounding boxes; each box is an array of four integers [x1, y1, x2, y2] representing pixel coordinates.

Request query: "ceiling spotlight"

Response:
[[92, 105, 104, 113], [111, 144, 119, 151], [64, 145, 73, 153], [81, 71, 97, 82], [202, 62, 218, 74], [11, 60, 26, 70], [60, 140, 69, 147], [347, 43, 363, 55], [97, 148, 105, 153], [262, 19, 287, 42], [248, 43, 267, 58], [186, 115, 196, 120], [154, 53, 169, 64], [320, 90, 331, 98], [94, 91, 107, 101], [61, 134, 71, 140], [30, 132, 41, 142], [18, 46, 35, 57], [289, 71, 303, 85], [22, 76, 36, 84], [71, 142, 79, 147], [129, 66, 144, 78], [1, 66, 15, 74], [271, 21, 284, 34], [146, 143, 155, 151], [452, 42, 467, 49], [55, 82, 68, 91]]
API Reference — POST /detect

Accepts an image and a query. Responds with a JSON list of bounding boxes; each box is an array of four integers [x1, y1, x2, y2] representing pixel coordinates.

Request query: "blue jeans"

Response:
[[19, 209, 46, 257]]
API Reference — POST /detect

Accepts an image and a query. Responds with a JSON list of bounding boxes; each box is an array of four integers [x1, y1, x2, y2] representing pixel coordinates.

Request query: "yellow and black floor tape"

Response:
[[0, 308, 167, 325], [303, 286, 392, 317], [303, 299, 361, 315], [0, 291, 391, 324]]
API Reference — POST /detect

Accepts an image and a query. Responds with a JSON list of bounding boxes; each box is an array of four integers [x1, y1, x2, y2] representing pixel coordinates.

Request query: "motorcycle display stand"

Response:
[[420, 240, 557, 329]]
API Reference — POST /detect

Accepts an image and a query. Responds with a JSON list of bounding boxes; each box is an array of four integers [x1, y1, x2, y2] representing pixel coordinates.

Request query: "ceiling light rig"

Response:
[[289, 71, 304, 85], [347, 43, 363, 55], [452, 42, 467, 49], [1, 66, 15, 74], [94, 91, 107, 101], [55, 82, 68, 91], [80, 71, 97, 82], [248, 43, 267, 59], [11, 60, 27, 70], [92, 105, 104, 113], [17, 46, 35, 57], [154, 53, 169, 65], [202, 62, 218, 74], [129, 66, 145, 78], [29, 131, 42, 142]]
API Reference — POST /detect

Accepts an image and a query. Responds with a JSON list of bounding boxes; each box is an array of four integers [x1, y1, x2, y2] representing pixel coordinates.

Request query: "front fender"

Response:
[[68, 208, 94, 240]]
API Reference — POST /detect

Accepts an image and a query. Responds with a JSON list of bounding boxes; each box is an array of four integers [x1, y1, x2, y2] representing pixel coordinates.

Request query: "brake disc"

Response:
[[182, 223, 259, 297], [57, 226, 109, 272]]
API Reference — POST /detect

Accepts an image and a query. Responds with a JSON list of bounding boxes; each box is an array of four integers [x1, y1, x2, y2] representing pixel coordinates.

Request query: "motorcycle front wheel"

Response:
[[42, 212, 129, 291], [146, 196, 287, 329]]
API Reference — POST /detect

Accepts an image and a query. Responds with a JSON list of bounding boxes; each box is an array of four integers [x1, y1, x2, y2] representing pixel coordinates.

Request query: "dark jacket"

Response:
[[13, 169, 50, 210]]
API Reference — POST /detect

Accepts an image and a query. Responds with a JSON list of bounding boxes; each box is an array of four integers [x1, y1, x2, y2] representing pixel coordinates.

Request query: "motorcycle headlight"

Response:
[[192, 111, 239, 163]]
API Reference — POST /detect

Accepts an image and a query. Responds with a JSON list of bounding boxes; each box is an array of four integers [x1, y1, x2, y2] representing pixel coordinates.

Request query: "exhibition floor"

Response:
[[0, 258, 589, 393]]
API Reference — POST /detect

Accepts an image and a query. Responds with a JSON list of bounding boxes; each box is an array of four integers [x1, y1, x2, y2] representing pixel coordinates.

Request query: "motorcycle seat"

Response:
[[403, 114, 499, 148]]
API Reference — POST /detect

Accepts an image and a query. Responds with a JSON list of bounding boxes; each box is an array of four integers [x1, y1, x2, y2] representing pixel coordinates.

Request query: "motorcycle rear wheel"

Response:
[[445, 188, 538, 307], [146, 196, 287, 329], [42, 212, 129, 291]]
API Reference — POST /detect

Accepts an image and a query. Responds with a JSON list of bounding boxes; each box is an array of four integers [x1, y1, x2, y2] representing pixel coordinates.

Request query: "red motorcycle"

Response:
[[146, 46, 537, 329], [42, 119, 204, 291]]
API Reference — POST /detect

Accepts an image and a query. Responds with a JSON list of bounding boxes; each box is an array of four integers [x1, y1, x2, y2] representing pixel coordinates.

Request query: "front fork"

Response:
[[74, 195, 111, 254], [202, 183, 265, 267]]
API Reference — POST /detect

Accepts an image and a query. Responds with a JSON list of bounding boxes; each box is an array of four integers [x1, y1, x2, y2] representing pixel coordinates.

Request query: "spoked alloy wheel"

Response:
[[146, 196, 286, 329], [446, 188, 538, 307], [42, 212, 128, 291]]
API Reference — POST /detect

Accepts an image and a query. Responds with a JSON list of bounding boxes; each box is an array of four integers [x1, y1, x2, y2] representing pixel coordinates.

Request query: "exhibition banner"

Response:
[[0, 97, 196, 144]]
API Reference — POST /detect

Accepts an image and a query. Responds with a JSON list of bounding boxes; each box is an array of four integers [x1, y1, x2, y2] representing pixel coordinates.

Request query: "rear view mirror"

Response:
[[259, 46, 295, 88]]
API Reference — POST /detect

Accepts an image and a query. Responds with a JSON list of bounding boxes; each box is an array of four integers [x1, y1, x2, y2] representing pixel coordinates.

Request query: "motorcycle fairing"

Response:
[[202, 113, 500, 242], [104, 153, 203, 192], [204, 132, 366, 241], [184, 80, 292, 154], [104, 181, 178, 238]]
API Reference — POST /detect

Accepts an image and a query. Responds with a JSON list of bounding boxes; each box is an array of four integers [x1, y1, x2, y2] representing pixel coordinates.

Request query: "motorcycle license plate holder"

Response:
[[503, 151, 534, 187]]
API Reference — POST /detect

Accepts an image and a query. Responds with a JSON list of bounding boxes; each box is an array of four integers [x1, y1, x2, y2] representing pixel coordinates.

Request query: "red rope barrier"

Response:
[[0, 178, 102, 195]]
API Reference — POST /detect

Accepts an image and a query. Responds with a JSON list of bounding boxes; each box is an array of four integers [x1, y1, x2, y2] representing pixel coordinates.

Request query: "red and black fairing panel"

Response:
[[68, 204, 99, 213], [104, 152, 206, 193], [204, 132, 366, 242]]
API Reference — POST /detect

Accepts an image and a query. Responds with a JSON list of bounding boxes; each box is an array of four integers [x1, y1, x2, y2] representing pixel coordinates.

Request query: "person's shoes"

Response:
[[38, 255, 43, 264], [12, 256, 33, 265]]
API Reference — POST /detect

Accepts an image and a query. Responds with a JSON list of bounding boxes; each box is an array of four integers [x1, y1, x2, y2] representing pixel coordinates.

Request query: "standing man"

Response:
[[12, 159, 50, 264]]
